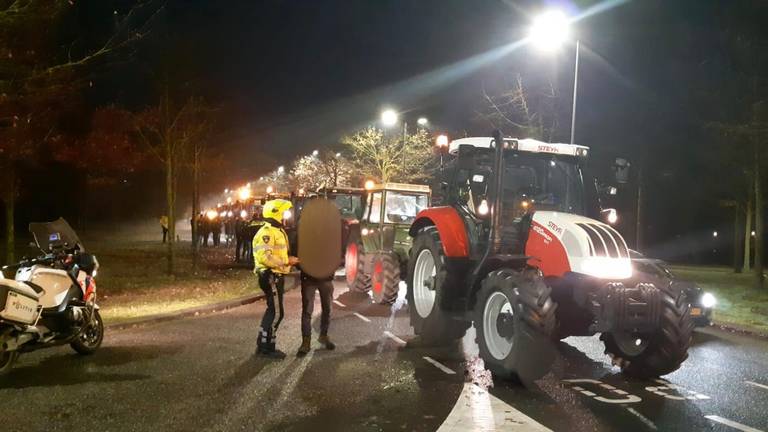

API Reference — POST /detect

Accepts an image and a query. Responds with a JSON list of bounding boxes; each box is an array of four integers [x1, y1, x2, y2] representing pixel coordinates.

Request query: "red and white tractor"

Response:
[[406, 131, 693, 380]]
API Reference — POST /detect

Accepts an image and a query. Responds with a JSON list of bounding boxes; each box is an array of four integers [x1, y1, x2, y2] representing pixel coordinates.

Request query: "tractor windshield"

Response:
[[501, 153, 585, 216]]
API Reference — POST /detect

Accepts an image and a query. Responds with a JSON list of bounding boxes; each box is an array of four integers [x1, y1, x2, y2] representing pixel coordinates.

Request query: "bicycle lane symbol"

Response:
[[563, 379, 642, 404]]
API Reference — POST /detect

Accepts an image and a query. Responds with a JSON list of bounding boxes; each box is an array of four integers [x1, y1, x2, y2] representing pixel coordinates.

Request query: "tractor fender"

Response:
[[410, 207, 469, 258]]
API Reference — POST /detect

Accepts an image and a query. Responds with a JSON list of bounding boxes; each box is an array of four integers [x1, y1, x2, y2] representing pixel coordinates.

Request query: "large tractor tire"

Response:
[[601, 283, 693, 379], [407, 227, 469, 344], [345, 241, 371, 293], [474, 269, 557, 381], [371, 253, 400, 304]]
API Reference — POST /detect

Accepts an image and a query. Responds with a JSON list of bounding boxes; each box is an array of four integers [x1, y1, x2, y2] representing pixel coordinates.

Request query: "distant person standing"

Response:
[[160, 215, 169, 243], [253, 199, 299, 359]]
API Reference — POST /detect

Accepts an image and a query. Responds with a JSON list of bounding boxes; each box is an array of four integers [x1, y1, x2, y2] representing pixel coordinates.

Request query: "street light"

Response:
[[381, 109, 398, 127], [529, 9, 579, 145], [335, 152, 341, 158], [417, 117, 429, 127], [312, 150, 319, 157], [277, 165, 285, 174], [435, 134, 449, 148]]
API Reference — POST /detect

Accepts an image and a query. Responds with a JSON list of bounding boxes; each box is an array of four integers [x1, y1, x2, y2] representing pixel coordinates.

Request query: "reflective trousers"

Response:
[[257, 271, 285, 349]]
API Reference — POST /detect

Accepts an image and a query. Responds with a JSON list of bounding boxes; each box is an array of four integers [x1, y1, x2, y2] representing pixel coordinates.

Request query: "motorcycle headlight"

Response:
[[701, 292, 716, 308]]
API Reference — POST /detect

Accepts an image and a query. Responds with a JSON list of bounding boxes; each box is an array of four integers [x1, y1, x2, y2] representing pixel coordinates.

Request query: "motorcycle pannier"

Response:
[[0, 281, 40, 325]]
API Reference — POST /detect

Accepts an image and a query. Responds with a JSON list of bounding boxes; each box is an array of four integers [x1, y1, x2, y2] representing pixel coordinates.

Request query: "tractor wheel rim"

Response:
[[345, 243, 358, 284], [413, 249, 436, 318], [612, 331, 649, 357], [483, 291, 514, 360]]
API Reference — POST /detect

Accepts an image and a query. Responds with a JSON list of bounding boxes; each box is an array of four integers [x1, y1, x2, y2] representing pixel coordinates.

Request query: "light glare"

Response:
[[529, 10, 570, 51]]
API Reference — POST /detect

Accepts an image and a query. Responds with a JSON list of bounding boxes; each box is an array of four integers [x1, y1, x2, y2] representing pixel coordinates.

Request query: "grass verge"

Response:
[[670, 265, 768, 334]]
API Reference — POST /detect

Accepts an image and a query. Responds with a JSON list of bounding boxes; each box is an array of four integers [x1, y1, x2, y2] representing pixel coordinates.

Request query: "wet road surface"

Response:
[[2, 281, 767, 432]]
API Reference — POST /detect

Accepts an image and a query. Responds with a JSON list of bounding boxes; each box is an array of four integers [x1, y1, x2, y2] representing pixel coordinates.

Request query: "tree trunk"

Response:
[[3, 163, 16, 265], [743, 198, 752, 273], [191, 150, 200, 271], [754, 148, 764, 290], [635, 166, 643, 251], [734, 205, 744, 273], [165, 142, 175, 275]]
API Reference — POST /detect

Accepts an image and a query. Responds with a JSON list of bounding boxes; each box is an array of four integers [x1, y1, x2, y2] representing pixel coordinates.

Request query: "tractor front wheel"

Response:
[[474, 269, 557, 381], [407, 227, 469, 344], [601, 283, 693, 379]]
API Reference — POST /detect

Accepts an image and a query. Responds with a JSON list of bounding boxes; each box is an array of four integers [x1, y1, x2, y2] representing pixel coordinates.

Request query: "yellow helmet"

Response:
[[262, 199, 293, 223]]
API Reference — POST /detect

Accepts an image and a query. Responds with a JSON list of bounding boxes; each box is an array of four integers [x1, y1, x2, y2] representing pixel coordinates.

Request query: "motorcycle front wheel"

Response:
[[71, 310, 104, 355], [0, 351, 19, 375]]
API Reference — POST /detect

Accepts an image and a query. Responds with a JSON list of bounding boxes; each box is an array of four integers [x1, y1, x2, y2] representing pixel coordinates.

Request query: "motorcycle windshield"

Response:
[[29, 218, 84, 252]]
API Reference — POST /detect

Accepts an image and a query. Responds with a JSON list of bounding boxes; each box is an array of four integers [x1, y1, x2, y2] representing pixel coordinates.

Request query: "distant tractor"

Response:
[[345, 183, 431, 303], [406, 132, 693, 380]]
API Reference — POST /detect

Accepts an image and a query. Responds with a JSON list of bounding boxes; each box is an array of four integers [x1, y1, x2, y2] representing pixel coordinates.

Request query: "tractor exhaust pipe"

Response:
[[468, 129, 505, 295]]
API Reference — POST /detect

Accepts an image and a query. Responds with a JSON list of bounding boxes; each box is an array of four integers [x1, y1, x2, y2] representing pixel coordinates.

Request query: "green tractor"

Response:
[[344, 182, 431, 303]]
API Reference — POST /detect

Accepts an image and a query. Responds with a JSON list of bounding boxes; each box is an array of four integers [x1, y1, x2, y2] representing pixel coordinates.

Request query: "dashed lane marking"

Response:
[[745, 381, 768, 391], [423, 356, 456, 375], [333, 300, 346, 307], [705, 415, 764, 432], [383, 331, 406, 345], [352, 312, 371, 323], [626, 407, 658, 431], [649, 379, 710, 400], [437, 383, 552, 431]]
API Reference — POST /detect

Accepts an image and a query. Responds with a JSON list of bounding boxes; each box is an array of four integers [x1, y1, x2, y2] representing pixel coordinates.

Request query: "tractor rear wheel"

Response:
[[345, 241, 370, 293], [474, 269, 557, 381], [407, 227, 469, 344], [601, 283, 693, 379], [371, 253, 400, 304]]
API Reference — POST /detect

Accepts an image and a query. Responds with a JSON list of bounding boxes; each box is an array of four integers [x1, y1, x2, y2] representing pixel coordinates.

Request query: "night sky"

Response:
[[14, 0, 768, 263]]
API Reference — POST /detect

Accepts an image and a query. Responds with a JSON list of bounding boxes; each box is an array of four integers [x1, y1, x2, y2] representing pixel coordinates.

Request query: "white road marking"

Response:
[[745, 380, 768, 391], [563, 379, 642, 404], [437, 383, 552, 432], [333, 300, 346, 307], [352, 312, 371, 323], [423, 356, 456, 375], [705, 415, 765, 432], [626, 407, 658, 431], [383, 331, 406, 345], [647, 379, 710, 401]]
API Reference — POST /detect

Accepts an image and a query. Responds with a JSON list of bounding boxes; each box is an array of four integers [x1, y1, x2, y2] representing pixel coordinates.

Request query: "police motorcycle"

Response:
[[0, 218, 103, 374]]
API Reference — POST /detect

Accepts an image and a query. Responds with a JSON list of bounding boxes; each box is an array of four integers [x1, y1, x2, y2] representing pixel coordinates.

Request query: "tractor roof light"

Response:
[[364, 180, 375, 190]]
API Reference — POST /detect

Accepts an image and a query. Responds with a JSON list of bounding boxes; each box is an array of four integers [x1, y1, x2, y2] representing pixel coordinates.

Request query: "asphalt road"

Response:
[[2, 281, 767, 432]]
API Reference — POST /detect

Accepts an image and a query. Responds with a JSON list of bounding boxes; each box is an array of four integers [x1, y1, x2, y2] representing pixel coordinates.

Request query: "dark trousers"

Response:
[[301, 277, 334, 337], [162, 227, 168, 243], [257, 271, 285, 348]]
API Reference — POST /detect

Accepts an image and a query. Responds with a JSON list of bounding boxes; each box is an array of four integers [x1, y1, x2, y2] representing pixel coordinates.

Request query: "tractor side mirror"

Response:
[[613, 158, 630, 184], [457, 144, 476, 171]]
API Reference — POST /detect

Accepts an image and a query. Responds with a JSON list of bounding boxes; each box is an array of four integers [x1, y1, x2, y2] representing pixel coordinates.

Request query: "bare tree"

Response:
[[135, 95, 210, 274], [289, 150, 355, 190], [341, 126, 434, 184], [477, 74, 560, 141]]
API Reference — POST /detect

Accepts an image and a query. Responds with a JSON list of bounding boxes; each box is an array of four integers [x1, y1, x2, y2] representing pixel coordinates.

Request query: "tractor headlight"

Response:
[[477, 199, 489, 216], [580, 257, 632, 280], [701, 292, 716, 308]]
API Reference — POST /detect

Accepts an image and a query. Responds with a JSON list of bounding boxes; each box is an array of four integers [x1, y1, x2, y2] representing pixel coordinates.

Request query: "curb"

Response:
[[106, 293, 265, 330], [106, 272, 300, 331], [710, 320, 768, 340]]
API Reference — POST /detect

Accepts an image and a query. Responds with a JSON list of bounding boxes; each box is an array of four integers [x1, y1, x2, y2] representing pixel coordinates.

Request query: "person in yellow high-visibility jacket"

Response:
[[253, 199, 299, 359]]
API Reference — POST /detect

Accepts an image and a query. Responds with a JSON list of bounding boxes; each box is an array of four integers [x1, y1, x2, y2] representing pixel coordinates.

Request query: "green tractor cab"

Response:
[[345, 183, 430, 303]]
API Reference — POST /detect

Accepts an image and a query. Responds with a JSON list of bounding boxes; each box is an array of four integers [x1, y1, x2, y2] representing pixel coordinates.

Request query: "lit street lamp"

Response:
[[277, 165, 285, 174], [529, 9, 580, 144], [381, 109, 398, 127], [312, 150, 319, 157], [417, 117, 429, 127]]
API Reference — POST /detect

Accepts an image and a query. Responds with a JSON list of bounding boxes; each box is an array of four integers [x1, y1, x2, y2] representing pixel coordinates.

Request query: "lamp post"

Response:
[[529, 10, 579, 144]]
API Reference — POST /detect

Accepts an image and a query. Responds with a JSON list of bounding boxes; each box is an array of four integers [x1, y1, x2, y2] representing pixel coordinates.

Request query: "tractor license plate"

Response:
[[2, 291, 38, 324], [690, 307, 702, 316]]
